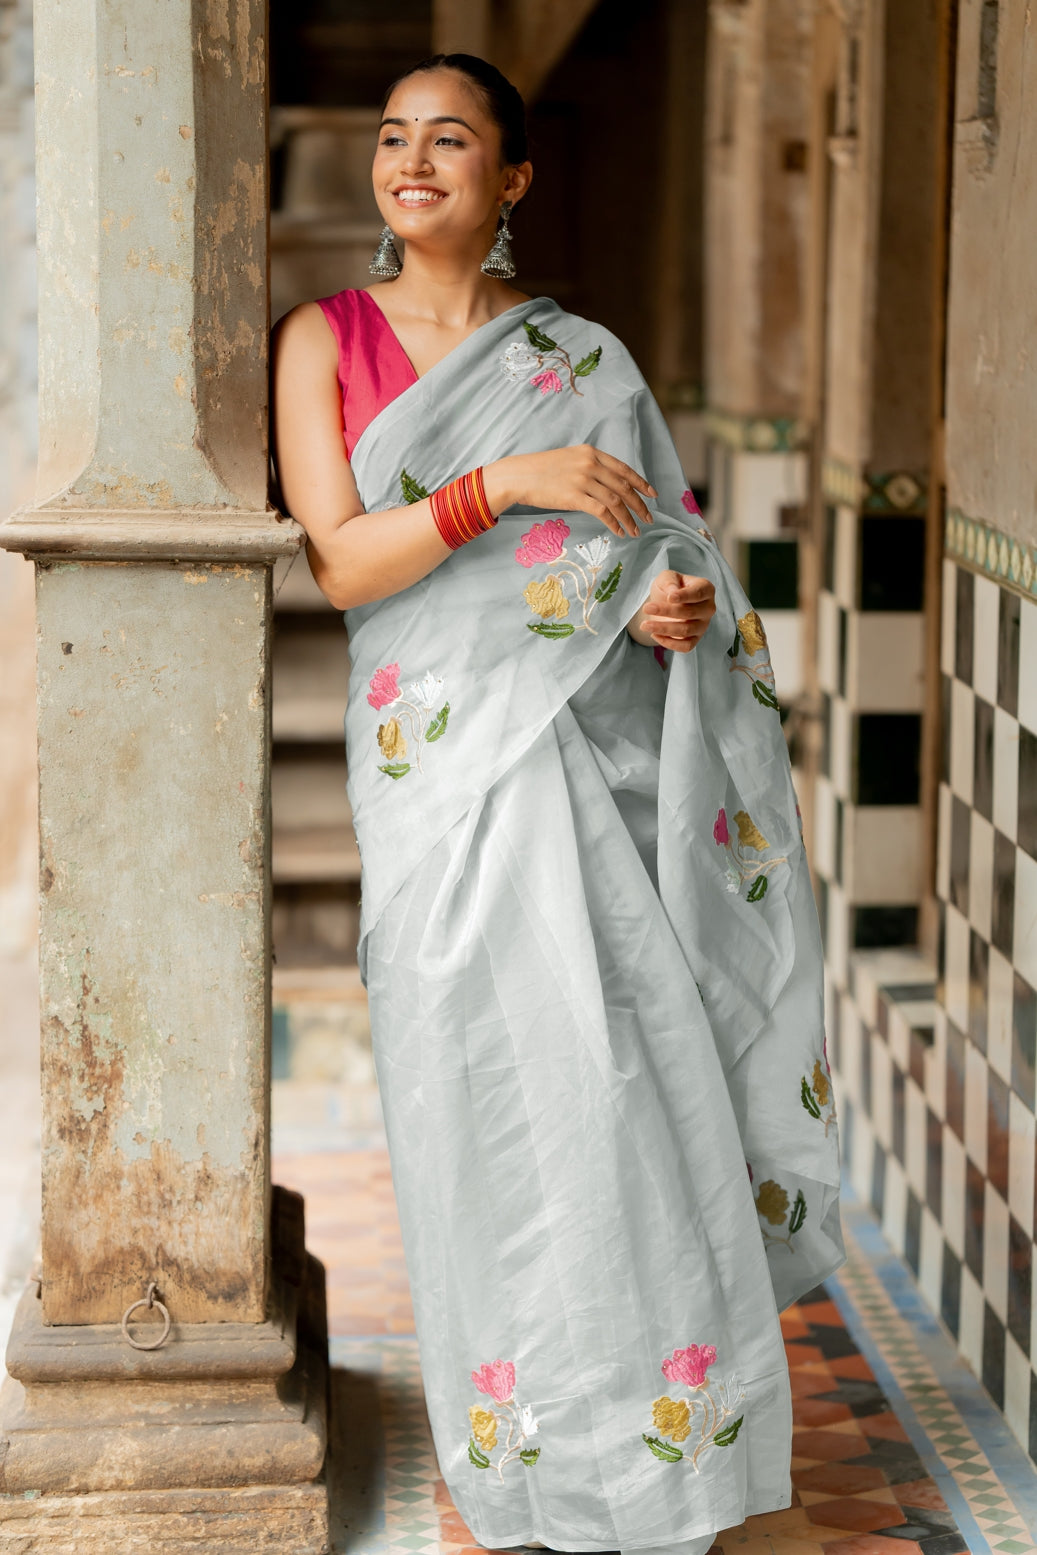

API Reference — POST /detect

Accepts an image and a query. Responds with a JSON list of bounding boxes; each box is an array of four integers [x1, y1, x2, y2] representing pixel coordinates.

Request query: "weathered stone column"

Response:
[[0, 0, 329, 1547]]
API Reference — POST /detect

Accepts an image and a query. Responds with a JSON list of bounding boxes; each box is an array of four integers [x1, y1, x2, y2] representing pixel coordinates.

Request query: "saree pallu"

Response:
[[344, 299, 844, 1552]]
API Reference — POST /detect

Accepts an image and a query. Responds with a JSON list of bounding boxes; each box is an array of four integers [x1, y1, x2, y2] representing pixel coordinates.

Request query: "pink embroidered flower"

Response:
[[515, 518, 571, 568], [662, 1344, 717, 1391], [530, 370, 563, 396], [471, 1359, 516, 1403], [713, 807, 730, 847], [367, 662, 401, 710], [681, 489, 702, 517]]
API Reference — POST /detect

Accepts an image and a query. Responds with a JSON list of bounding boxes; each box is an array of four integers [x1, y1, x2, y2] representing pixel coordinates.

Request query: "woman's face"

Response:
[[373, 70, 530, 252]]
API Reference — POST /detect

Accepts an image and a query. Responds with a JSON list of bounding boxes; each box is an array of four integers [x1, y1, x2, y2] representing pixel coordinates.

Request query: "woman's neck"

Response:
[[370, 247, 529, 329]]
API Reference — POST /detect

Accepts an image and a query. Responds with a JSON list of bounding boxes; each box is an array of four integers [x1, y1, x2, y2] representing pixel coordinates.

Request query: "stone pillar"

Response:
[[0, 0, 329, 1547], [703, 0, 814, 705]]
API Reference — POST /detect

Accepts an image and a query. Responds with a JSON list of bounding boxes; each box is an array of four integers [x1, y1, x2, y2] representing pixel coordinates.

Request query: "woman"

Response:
[[273, 53, 843, 1555]]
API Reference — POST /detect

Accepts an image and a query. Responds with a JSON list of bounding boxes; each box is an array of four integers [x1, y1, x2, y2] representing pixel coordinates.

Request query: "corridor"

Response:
[[267, 984, 1037, 1555]]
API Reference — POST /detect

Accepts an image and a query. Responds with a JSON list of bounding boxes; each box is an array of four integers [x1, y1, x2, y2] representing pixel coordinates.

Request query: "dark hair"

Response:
[[382, 53, 528, 167]]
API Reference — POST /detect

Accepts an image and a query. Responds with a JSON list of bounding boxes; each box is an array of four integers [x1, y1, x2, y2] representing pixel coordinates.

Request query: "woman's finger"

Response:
[[593, 449, 657, 500], [586, 478, 640, 537], [597, 471, 654, 525]]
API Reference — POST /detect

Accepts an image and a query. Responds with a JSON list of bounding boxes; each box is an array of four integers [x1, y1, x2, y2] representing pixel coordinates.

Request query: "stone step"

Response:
[[271, 107, 383, 224], [271, 620, 349, 743], [271, 753, 351, 836], [273, 826, 360, 884]]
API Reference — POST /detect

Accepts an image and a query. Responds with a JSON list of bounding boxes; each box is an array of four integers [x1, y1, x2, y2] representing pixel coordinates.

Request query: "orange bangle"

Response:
[[430, 468, 497, 551]]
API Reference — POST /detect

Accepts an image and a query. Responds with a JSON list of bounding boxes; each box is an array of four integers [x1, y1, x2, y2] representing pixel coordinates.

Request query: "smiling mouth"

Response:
[[393, 189, 447, 206]]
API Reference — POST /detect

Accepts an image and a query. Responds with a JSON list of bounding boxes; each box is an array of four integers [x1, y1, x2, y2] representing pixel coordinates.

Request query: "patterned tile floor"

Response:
[[273, 1101, 1037, 1555]]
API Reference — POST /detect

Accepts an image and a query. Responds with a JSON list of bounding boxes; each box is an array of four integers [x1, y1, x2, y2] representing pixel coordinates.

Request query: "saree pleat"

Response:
[[344, 299, 844, 1549]]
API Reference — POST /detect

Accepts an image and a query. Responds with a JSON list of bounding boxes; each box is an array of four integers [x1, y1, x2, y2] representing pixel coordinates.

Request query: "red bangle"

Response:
[[430, 467, 497, 551]]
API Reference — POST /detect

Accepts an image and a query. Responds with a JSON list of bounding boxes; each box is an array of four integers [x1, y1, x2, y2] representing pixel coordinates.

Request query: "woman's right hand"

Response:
[[483, 446, 657, 538]]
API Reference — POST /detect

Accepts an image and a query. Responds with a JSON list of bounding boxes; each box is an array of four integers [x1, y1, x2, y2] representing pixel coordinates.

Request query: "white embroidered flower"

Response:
[[724, 863, 742, 894], [575, 536, 612, 569], [408, 671, 444, 710], [517, 1402, 539, 1437], [500, 340, 541, 381]]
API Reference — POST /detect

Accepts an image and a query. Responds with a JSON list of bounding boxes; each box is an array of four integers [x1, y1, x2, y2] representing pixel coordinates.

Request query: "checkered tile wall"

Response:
[[827, 554, 1037, 1463]]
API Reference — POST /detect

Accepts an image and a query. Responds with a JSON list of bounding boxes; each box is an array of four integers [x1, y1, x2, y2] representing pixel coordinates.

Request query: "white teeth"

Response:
[[395, 190, 444, 204]]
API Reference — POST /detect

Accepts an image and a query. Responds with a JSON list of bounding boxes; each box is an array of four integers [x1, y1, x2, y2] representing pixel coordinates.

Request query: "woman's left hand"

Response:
[[630, 569, 717, 652]]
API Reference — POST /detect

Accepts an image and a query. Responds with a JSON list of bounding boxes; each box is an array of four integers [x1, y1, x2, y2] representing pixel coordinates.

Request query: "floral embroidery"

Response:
[[801, 1054, 837, 1135], [465, 1358, 540, 1476], [524, 577, 570, 620], [713, 805, 788, 902], [400, 469, 430, 504], [517, 522, 622, 639], [368, 664, 450, 779], [681, 487, 717, 544], [515, 517, 570, 567], [500, 321, 602, 397], [750, 1169, 807, 1252], [726, 608, 779, 710], [642, 1343, 745, 1470]]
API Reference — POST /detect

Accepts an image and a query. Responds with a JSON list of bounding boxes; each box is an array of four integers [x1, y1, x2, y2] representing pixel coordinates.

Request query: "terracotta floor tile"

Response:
[[890, 1477, 950, 1512], [785, 1343, 829, 1367], [858, 1411, 910, 1444], [795, 1299, 845, 1326], [820, 1538, 922, 1555], [828, 1353, 877, 1381], [794, 1463, 889, 1495], [794, 1428, 871, 1461], [793, 1398, 855, 1427], [804, 1496, 905, 1533]]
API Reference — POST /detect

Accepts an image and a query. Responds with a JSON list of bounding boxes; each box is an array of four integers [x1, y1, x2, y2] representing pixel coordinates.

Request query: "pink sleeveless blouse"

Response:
[[316, 288, 418, 460]]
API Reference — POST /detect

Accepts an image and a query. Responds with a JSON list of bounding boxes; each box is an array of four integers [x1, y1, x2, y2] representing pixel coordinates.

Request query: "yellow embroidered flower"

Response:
[[737, 610, 768, 654], [377, 717, 407, 760], [755, 1179, 789, 1226], [468, 1404, 498, 1451], [524, 576, 570, 619], [652, 1395, 691, 1442], [812, 1058, 831, 1108], [733, 810, 769, 851]]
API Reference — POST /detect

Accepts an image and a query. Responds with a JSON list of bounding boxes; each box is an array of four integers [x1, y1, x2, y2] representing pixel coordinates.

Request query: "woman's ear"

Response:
[[502, 160, 533, 209]]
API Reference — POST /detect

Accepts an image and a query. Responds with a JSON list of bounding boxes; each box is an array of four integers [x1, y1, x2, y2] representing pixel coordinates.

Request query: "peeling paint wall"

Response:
[[33, 0, 268, 511], [37, 563, 271, 1324], [945, 0, 1037, 545]]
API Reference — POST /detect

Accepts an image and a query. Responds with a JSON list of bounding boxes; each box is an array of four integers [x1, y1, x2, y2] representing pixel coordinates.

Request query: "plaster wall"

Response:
[[945, 0, 1037, 546]]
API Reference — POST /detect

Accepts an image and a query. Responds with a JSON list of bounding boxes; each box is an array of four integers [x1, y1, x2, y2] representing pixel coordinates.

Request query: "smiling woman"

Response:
[[271, 52, 843, 1555]]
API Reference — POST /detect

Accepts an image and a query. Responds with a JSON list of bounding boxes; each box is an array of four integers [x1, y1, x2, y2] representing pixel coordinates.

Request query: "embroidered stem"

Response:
[[394, 700, 426, 771], [544, 349, 583, 396]]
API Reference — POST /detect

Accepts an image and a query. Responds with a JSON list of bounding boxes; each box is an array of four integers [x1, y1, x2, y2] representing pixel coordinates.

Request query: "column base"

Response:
[[0, 1189, 330, 1550], [0, 1480, 329, 1553]]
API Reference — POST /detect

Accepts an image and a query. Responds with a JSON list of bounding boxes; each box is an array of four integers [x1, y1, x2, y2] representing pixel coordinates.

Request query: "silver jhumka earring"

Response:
[[369, 224, 402, 278], [481, 201, 516, 279]]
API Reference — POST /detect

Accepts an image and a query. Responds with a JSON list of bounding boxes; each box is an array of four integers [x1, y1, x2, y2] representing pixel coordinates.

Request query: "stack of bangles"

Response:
[[430, 466, 497, 550]]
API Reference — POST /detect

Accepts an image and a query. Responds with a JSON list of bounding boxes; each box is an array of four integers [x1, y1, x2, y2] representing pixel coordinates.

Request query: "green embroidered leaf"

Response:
[[747, 875, 768, 903], [789, 1188, 807, 1235], [426, 703, 450, 742], [800, 1075, 822, 1119], [468, 1437, 491, 1468], [727, 628, 741, 660], [523, 320, 558, 352], [519, 1447, 541, 1466], [713, 1415, 743, 1447], [401, 468, 430, 505], [642, 1433, 683, 1462], [528, 621, 576, 639], [751, 679, 780, 710], [574, 345, 603, 377], [594, 562, 623, 603], [378, 762, 411, 780]]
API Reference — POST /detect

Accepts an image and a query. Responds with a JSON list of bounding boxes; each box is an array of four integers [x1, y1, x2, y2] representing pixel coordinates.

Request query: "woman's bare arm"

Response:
[[271, 303, 659, 611]]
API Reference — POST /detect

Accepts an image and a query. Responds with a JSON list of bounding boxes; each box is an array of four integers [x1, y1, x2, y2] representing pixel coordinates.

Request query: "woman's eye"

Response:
[[380, 136, 405, 148], [436, 137, 464, 147]]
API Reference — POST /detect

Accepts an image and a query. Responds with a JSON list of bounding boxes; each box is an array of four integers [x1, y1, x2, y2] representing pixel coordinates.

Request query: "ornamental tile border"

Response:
[[831, 1200, 1037, 1553], [945, 506, 1037, 600], [706, 408, 811, 453], [821, 457, 929, 514]]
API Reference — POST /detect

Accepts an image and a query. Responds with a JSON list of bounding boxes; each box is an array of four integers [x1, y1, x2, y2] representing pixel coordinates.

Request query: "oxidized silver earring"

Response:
[[481, 201, 516, 279], [369, 224, 402, 278]]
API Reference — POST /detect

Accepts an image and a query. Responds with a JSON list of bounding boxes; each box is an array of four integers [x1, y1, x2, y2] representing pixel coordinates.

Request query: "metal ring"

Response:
[[120, 1282, 171, 1351]]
